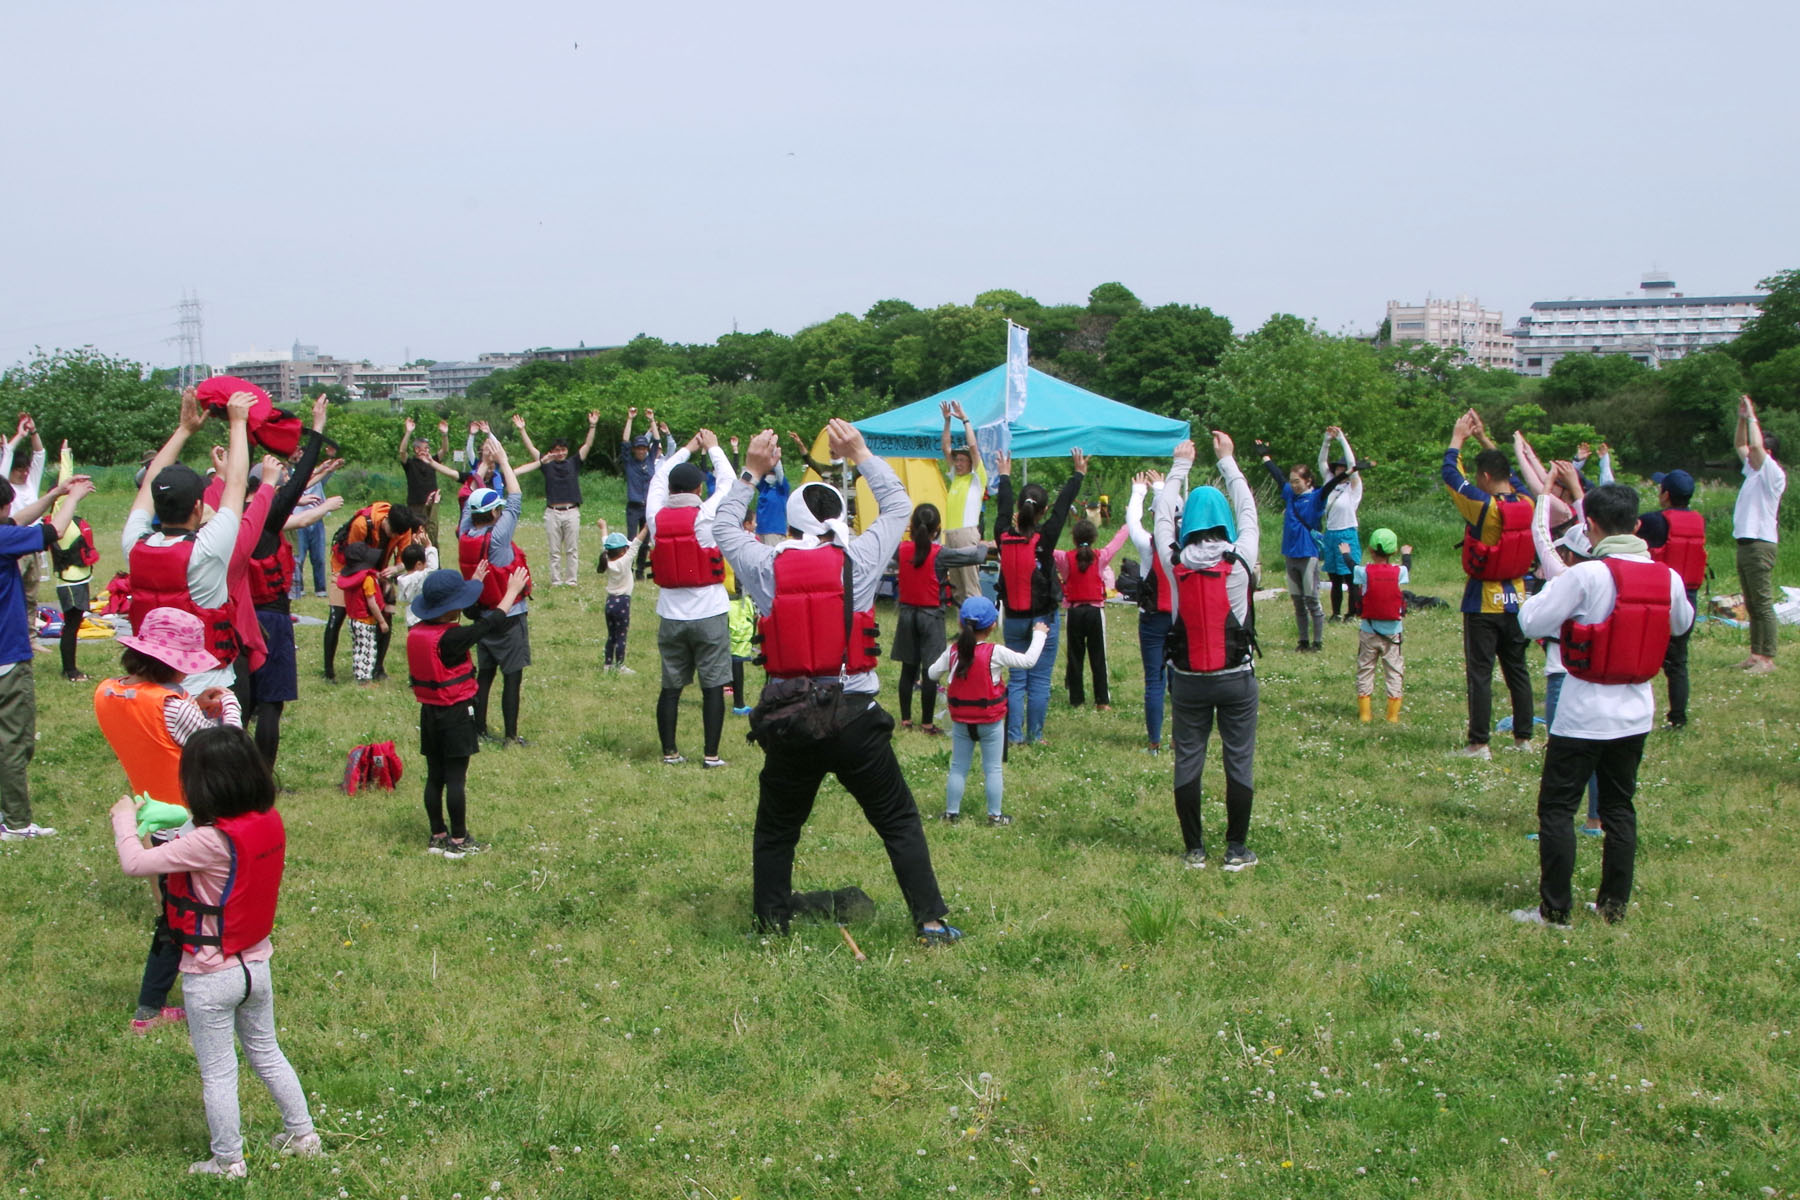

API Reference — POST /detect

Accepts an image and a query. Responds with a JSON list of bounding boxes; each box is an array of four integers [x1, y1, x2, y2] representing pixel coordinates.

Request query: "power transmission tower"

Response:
[[175, 291, 205, 389]]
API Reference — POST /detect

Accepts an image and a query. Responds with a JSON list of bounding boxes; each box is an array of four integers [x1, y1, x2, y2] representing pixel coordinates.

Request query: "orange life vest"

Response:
[[93, 678, 187, 807]]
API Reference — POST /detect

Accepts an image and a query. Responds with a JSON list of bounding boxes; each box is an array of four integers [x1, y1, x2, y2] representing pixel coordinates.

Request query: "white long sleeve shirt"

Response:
[[1319, 431, 1362, 530], [1517, 553, 1694, 739], [645, 445, 736, 621], [927, 626, 1047, 685]]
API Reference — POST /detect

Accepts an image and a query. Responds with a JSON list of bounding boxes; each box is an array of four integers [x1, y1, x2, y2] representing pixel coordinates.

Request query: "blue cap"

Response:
[[1652, 469, 1694, 502], [410, 568, 484, 621], [467, 487, 504, 514], [602, 532, 629, 551], [1178, 485, 1238, 545], [958, 595, 999, 630]]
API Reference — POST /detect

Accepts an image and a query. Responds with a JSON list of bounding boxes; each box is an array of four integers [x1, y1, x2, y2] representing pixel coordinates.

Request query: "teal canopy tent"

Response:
[[854, 365, 1190, 460]]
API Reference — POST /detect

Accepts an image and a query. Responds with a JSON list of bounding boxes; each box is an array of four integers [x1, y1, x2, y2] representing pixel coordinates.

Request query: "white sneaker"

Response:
[[189, 1157, 248, 1177], [0, 822, 57, 841], [1505, 738, 1536, 752], [271, 1130, 323, 1157], [1509, 908, 1570, 928], [1450, 744, 1492, 761], [615, 665, 637, 676]]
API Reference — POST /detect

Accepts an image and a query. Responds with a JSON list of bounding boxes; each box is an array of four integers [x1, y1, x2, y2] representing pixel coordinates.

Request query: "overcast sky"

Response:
[[1, 0, 1793, 372]]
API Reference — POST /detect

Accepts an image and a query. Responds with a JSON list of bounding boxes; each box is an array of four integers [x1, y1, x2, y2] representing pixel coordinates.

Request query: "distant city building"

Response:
[[515, 344, 622, 363], [429, 358, 524, 395], [1510, 273, 1766, 376], [223, 351, 427, 405], [1385, 297, 1514, 370]]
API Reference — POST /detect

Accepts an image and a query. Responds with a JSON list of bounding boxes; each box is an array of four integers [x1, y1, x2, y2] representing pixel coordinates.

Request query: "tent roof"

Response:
[[854, 365, 1189, 459]]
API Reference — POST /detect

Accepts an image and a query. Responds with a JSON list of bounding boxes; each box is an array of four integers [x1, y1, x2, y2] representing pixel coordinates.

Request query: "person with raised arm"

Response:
[[939, 400, 988, 605], [515, 410, 600, 587], [1125, 469, 1173, 752], [1731, 395, 1785, 675], [398, 415, 452, 545], [992, 447, 1086, 746], [1319, 425, 1365, 623], [715, 424, 959, 945], [457, 435, 534, 746]]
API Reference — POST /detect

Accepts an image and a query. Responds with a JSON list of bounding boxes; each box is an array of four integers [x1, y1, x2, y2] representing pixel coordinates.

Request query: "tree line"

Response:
[[4, 271, 1794, 497]]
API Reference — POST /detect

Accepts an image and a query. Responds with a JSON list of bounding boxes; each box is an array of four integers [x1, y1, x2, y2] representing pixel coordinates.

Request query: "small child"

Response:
[[1351, 528, 1410, 722], [928, 596, 1047, 825], [727, 588, 757, 715], [1056, 516, 1130, 709], [596, 517, 648, 674], [109, 725, 320, 1177], [335, 543, 388, 684], [395, 537, 440, 629], [407, 564, 530, 857], [892, 502, 989, 733]]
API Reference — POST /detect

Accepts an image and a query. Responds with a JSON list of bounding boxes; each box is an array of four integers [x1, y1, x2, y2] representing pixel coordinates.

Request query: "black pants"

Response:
[[752, 700, 947, 931], [59, 605, 83, 675], [896, 662, 938, 726], [658, 685, 725, 757], [322, 605, 345, 680], [625, 501, 649, 578], [1328, 574, 1362, 618], [423, 752, 471, 839], [138, 920, 181, 1011], [1663, 587, 1696, 726], [1064, 604, 1109, 706], [1462, 611, 1534, 745], [475, 666, 523, 739], [1536, 732, 1645, 923]]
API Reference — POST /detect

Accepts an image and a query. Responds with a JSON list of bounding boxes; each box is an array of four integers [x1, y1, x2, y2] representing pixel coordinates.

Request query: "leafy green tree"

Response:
[[1661, 350, 1745, 436], [1086, 282, 1142, 318], [1747, 345, 1800, 411], [313, 382, 352, 405], [1726, 268, 1800, 369], [1539, 353, 1651, 408], [1101, 303, 1234, 413], [0, 347, 179, 465], [1505, 402, 1548, 433]]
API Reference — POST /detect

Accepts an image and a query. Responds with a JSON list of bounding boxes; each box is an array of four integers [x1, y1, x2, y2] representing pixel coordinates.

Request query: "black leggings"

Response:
[[322, 606, 345, 679], [1064, 605, 1108, 706], [60, 605, 83, 675], [253, 701, 283, 770], [1328, 574, 1362, 618], [373, 626, 392, 679], [424, 752, 471, 838], [475, 665, 523, 739], [657, 685, 725, 757], [138, 922, 181, 1011], [896, 661, 938, 726]]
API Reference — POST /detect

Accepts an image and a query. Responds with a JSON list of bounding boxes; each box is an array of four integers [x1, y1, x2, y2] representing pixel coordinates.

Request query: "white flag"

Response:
[[1004, 321, 1029, 424]]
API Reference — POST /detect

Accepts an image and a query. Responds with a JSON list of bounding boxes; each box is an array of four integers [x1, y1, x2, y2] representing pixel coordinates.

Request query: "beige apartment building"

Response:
[[1385, 296, 1514, 369]]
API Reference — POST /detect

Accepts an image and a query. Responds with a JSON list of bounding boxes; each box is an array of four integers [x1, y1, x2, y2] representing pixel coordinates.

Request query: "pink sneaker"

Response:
[[130, 1006, 186, 1035]]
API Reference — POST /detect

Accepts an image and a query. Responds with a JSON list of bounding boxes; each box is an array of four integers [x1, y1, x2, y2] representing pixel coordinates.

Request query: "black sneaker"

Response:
[[701, 755, 728, 769], [1222, 846, 1258, 872], [1183, 849, 1208, 870], [986, 813, 1013, 826], [504, 736, 531, 749], [940, 811, 960, 823], [917, 922, 964, 946], [479, 732, 504, 747], [427, 833, 450, 855], [443, 838, 487, 859]]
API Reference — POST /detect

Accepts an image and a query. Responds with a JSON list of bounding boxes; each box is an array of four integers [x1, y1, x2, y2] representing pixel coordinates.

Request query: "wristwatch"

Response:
[[740, 469, 757, 485]]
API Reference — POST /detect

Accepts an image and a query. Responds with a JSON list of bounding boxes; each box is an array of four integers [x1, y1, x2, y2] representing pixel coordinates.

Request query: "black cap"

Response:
[[668, 462, 707, 494], [151, 463, 206, 518]]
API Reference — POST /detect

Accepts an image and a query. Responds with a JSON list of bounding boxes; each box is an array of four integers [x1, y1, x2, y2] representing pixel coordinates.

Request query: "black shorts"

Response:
[[420, 700, 480, 759], [476, 612, 532, 674]]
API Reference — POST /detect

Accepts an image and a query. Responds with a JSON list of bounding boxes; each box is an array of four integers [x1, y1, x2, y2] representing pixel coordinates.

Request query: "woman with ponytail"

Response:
[[891, 502, 990, 734], [928, 597, 1046, 824], [1055, 516, 1130, 709], [993, 447, 1087, 746]]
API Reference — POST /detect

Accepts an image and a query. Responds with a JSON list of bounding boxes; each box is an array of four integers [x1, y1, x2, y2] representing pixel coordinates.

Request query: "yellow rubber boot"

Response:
[[1357, 695, 1372, 723], [1385, 696, 1402, 723]]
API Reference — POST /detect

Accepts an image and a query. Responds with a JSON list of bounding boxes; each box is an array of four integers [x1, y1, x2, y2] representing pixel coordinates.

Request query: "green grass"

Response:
[[3, 484, 1798, 1199]]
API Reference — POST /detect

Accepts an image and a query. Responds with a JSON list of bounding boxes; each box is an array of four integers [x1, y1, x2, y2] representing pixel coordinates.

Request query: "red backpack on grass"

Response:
[[343, 740, 405, 794]]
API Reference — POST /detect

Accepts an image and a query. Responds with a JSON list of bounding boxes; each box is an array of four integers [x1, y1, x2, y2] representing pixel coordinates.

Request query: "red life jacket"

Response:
[[1063, 549, 1106, 605], [247, 538, 294, 609], [195, 376, 303, 457], [458, 526, 532, 609], [1169, 552, 1257, 673], [338, 568, 382, 621], [998, 531, 1040, 613], [1461, 492, 1535, 581], [897, 541, 946, 608], [161, 808, 285, 957], [758, 545, 879, 678], [649, 505, 724, 589], [944, 642, 1007, 725], [407, 620, 478, 705], [1649, 508, 1706, 589], [1561, 558, 1675, 685], [126, 534, 240, 666], [1361, 562, 1405, 621], [1137, 550, 1174, 616]]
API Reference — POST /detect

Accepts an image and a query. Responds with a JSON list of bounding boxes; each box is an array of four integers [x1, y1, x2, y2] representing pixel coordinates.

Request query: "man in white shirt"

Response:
[[645, 429, 735, 767], [939, 401, 987, 605], [1731, 395, 1785, 675], [1515, 483, 1693, 927], [3, 414, 47, 610]]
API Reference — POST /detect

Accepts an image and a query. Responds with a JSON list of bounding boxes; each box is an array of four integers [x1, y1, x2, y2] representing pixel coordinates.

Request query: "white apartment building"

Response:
[[1510, 274, 1765, 376], [1385, 297, 1514, 369]]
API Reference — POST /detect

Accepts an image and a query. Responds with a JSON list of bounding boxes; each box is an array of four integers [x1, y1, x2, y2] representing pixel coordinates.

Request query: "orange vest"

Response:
[[93, 678, 187, 808]]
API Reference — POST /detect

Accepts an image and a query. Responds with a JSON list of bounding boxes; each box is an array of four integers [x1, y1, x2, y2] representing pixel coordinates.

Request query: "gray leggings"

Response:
[[1285, 556, 1323, 644], [184, 960, 314, 1162]]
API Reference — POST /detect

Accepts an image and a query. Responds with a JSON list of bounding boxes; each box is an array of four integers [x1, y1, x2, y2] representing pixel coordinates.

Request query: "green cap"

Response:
[[1368, 528, 1398, 555]]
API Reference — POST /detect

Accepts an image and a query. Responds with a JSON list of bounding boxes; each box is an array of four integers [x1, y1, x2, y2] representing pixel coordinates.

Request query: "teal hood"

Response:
[[1179, 486, 1237, 545]]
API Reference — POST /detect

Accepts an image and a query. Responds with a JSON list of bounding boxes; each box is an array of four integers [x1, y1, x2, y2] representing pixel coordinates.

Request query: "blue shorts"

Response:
[[250, 606, 298, 704], [1321, 528, 1361, 576]]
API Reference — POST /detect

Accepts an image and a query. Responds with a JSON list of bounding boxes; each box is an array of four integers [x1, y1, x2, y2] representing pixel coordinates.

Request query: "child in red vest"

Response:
[[108, 725, 319, 1177], [407, 564, 529, 857], [893, 503, 990, 734], [335, 543, 388, 684], [927, 596, 1046, 825], [1351, 528, 1410, 722], [1055, 517, 1129, 709]]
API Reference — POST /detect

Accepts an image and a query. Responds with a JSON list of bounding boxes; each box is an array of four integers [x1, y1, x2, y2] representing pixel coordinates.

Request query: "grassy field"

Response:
[[3, 478, 1798, 1199]]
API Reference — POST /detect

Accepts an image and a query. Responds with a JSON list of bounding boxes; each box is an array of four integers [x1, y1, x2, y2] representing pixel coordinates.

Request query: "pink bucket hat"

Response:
[[118, 608, 221, 676]]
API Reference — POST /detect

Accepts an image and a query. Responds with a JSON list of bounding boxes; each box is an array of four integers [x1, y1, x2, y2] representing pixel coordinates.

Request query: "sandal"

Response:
[[919, 724, 944, 736], [916, 922, 964, 946]]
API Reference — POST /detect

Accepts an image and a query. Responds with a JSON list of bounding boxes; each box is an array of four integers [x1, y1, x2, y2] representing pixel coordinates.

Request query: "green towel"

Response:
[[134, 796, 190, 839]]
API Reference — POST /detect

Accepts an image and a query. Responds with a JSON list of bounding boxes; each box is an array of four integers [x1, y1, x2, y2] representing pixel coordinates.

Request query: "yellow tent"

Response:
[[798, 428, 948, 533]]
